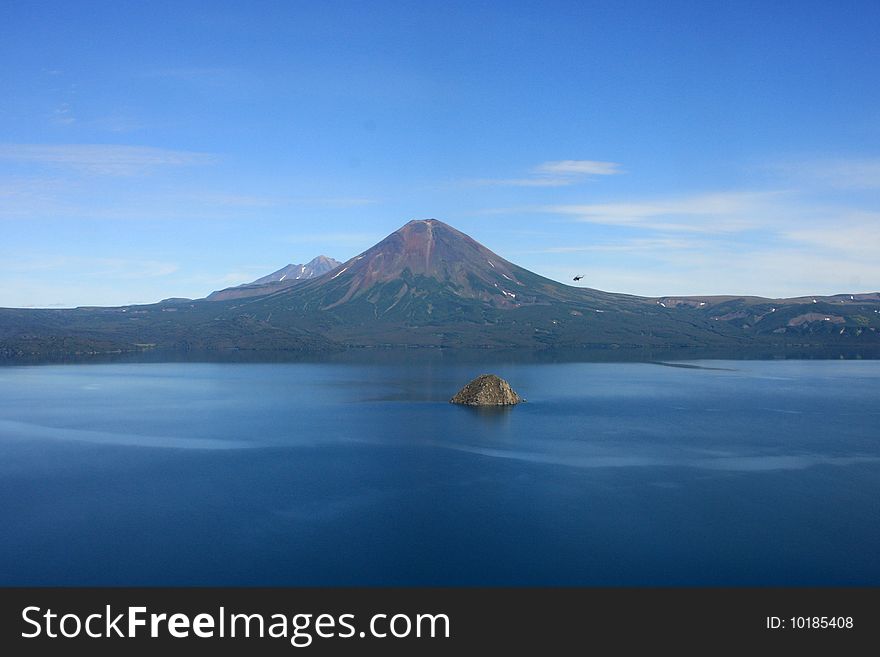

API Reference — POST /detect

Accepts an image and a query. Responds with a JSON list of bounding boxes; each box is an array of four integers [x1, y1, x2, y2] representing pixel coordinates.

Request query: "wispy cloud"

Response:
[[51, 103, 76, 126], [534, 160, 623, 176], [468, 159, 623, 188], [510, 186, 880, 296], [768, 157, 880, 190], [0, 176, 78, 219], [0, 256, 178, 279], [530, 238, 880, 297], [468, 176, 575, 188], [521, 237, 708, 254], [544, 191, 787, 233], [190, 193, 378, 209], [0, 144, 217, 176], [782, 212, 880, 258]]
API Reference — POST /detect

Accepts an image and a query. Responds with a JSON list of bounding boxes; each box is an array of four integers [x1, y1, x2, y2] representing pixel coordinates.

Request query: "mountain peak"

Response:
[[402, 217, 442, 225], [205, 254, 341, 301], [392, 218, 459, 248], [341, 217, 501, 279], [250, 255, 341, 285], [291, 218, 568, 312], [299, 255, 341, 276]]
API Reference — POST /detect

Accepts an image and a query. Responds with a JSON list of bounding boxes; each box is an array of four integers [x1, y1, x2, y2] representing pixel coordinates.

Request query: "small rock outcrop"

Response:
[[450, 374, 523, 406]]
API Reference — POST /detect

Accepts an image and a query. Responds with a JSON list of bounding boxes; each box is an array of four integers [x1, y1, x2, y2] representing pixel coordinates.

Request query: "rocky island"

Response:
[[450, 374, 523, 406]]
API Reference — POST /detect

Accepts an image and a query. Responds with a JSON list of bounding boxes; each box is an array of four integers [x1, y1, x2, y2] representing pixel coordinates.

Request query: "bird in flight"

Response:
[[573, 275, 583, 281]]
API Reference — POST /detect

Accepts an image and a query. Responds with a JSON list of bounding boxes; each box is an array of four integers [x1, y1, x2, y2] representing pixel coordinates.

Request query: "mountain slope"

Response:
[[250, 255, 341, 285], [206, 255, 341, 301], [221, 219, 880, 349], [1, 219, 878, 357], [276, 219, 605, 312]]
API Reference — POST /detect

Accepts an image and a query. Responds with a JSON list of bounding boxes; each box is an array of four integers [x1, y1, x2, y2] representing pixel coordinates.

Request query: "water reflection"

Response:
[[4, 344, 879, 367], [457, 404, 515, 427]]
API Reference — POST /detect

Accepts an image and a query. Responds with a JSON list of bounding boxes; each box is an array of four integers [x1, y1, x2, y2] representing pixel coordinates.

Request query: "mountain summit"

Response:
[[251, 255, 341, 285], [207, 255, 341, 301], [274, 219, 598, 319], [2, 218, 878, 357], [224, 218, 880, 348], [305, 219, 536, 310]]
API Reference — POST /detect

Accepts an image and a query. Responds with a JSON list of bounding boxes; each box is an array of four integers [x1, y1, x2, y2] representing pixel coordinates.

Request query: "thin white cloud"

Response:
[[467, 177, 574, 188], [523, 237, 708, 254], [656, 248, 880, 297], [544, 191, 787, 233], [534, 160, 623, 176], [768, 157, 880, 190], [782, 213, 880, 258], [51, 103, 76, 126], [0, 176, 79, 218], [0, 144, 217, 176], [0, 256, 178, 279], [467, 159, 623, 187], [189, 193, 378, 209], [0, 178, 378, 221], [498, 179, 880, 295], [531, 241, 880, 298]]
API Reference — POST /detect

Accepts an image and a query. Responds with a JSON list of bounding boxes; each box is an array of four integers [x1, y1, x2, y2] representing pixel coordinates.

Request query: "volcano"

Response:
[[281, 219, 592, 313], [314, 218, 532, 309], [1, 218, 879, 357], [223, 219, 660, 347]]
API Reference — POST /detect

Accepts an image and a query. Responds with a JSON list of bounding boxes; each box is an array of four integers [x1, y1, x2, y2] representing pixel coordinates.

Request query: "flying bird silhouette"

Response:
[[573, 275, 583, 281]]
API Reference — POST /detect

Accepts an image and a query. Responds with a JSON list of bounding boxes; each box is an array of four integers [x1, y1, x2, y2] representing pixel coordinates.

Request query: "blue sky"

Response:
[[2, 0, 879, 307]]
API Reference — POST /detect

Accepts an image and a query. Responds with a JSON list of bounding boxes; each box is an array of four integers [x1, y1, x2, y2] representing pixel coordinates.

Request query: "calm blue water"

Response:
[[0, 359, 878, 586]]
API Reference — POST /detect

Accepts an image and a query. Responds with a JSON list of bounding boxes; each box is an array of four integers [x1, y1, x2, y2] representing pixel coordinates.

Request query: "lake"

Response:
[[0, 357, 878, 585]]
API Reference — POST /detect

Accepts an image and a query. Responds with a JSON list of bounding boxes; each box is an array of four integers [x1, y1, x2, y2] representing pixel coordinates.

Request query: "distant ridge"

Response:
[[251, 255, 341, 285], [206, 255, 341, 301], [216, 219, 880, 349], [1, 218, 878, 358]]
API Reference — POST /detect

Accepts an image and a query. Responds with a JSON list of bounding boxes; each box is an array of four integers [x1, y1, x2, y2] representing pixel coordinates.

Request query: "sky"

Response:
[[1, 0, 879, 307]]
